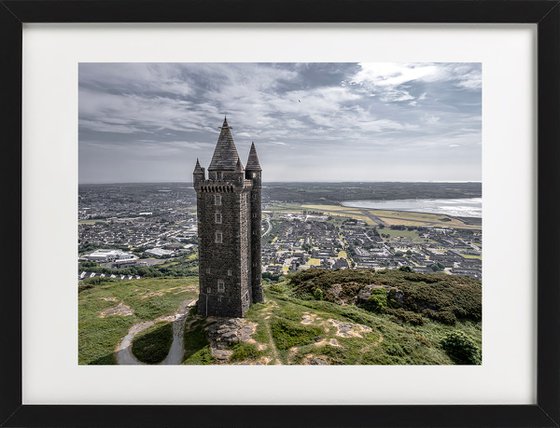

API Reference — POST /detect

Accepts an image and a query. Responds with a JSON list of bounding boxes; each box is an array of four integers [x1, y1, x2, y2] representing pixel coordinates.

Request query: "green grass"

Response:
[[78, 292, 136, 365], [230, 343, 263, 362], [289, 269, 481, 325], [462, 254, 482, 260], [131, 322, 173, 364], [270, 317, 323, 351], [79, 277, 198, 365], [80, 271, 481, 366], [255, 278, 481, 365], [378, 228, 425, 241], [183, 316, 215, 365]]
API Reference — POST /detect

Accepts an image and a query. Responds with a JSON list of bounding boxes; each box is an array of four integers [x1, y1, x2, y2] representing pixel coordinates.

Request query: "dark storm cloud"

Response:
[[79, 62, 481, 183]]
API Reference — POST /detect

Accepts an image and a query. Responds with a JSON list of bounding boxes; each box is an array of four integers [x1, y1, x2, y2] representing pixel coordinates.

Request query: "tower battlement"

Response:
[[193, 118, 264, 318]]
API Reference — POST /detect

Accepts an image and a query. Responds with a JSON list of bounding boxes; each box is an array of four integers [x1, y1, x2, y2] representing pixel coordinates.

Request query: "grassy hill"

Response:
[[79, 277, 198, 364], [78, 269, 481, 365]]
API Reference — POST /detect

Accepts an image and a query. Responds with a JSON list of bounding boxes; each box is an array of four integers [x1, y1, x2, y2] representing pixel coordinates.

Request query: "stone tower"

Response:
[[193, 118, 264, 317]]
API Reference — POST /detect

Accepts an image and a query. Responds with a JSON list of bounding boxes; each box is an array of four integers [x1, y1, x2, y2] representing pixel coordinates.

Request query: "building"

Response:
[[145, 247, 176, 258], [80, 249, 137, 263], [193, 118, 264, 317]]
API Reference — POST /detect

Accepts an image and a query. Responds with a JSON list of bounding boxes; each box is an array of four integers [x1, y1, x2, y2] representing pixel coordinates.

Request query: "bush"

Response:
[[230, 343, 262, 362], [268, 283, 286, 293], [358, 288, 388, 313], [386, 308, 424, 326], [131, 322, 173, 364], [366, 289, 387, 312], [78, 283, 94, 293], [81, 277, 115, 286], [288, 268, 481, 326], [312, 287, 324, 300], [441, 331, 481, 365], [270, 318, 323, 350], [426, 309, 457, 325]]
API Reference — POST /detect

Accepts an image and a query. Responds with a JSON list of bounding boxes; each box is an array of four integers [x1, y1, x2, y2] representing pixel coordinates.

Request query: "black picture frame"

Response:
[[1, 1, 558, 427]]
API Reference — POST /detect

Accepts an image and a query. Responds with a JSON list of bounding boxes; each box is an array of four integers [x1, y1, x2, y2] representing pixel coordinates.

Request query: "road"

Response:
[[358, 209, 385, 226], [262, 216, 272, 237]]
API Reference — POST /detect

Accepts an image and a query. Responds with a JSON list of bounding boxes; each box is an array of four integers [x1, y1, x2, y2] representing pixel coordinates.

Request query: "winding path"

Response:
[[115, 299, 196, 365], [262, 216, 272, 237]]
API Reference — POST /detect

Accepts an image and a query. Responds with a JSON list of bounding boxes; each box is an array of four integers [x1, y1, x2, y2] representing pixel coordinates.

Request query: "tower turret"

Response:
[[235, 157, 245, 185], [246, 142, 264, 303], [193, 158, 205, 188], [208, 117, 240, 181], [246, 142, 262, 172]]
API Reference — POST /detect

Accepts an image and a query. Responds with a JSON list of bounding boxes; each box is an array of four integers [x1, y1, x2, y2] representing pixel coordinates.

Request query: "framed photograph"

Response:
[[2, 1, 559, 427]]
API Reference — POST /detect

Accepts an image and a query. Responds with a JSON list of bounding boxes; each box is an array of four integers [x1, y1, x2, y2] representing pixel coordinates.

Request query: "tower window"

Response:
[[227, 269, 232, 276], [215, 212, 222, 224], [215, 231, 223, 243], [206, 268, 211, 274], [206, 287, 211, 294], [217, 279, 225, 293], [214, 194, 222, 206], [217, 172, 223, 180]]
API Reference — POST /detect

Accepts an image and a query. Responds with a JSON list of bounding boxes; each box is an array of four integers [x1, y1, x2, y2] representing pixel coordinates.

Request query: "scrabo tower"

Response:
[[193, 118, 264, 317]]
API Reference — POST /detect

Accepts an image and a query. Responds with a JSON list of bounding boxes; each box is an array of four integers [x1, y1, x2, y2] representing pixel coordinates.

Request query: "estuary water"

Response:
[[341, 197, 482, 218]]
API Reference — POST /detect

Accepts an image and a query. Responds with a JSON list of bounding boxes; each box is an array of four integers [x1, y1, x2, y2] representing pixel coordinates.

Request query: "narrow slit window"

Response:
[[217, 279, 225, 293], [215, 231, 223, 243], [214, 194, 222, 206], [215, 212, 222, 224]]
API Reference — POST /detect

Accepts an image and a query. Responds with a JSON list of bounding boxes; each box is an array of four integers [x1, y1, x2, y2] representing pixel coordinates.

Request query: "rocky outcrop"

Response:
[[205, 317, 257, 362]]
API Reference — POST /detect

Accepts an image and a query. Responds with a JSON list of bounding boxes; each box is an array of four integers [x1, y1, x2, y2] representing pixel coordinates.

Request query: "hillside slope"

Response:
[[183, 269, 481, 365], [78, 270, 481, 365]]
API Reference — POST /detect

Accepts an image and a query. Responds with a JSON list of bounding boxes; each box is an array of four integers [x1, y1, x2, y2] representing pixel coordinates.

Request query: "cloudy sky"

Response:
[[79, 62, 481, 183]]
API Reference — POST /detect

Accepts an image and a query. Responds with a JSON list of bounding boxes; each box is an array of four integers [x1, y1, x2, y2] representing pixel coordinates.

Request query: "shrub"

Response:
[[78, 283, 94, 293], [81, 277, 115, 286], [230, 343, 262, 362], [426, 309, 457, 325], [270, 282, 288, 294], [441, 331, 481, 365], [366, 288, 387, 312], [386, 308, 424, 326], [270, 318, 323, 350], [312, 287, 324, 300], [288, 268, 481, 326], [131, 322, 173, 364]]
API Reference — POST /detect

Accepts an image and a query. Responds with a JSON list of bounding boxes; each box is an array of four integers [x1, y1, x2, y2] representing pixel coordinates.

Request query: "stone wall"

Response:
[[196, 179, 253, 317]]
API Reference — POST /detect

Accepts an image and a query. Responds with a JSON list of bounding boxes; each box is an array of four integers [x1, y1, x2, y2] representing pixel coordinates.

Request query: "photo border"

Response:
[[1, 1, 559, 427]]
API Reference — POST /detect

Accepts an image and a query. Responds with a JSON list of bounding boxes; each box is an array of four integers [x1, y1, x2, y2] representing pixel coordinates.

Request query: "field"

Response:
[[300, 203, 480, 230], [377, 227, 426, 242], [78, 219, 107, 225], [462, 254, 482, 260]]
